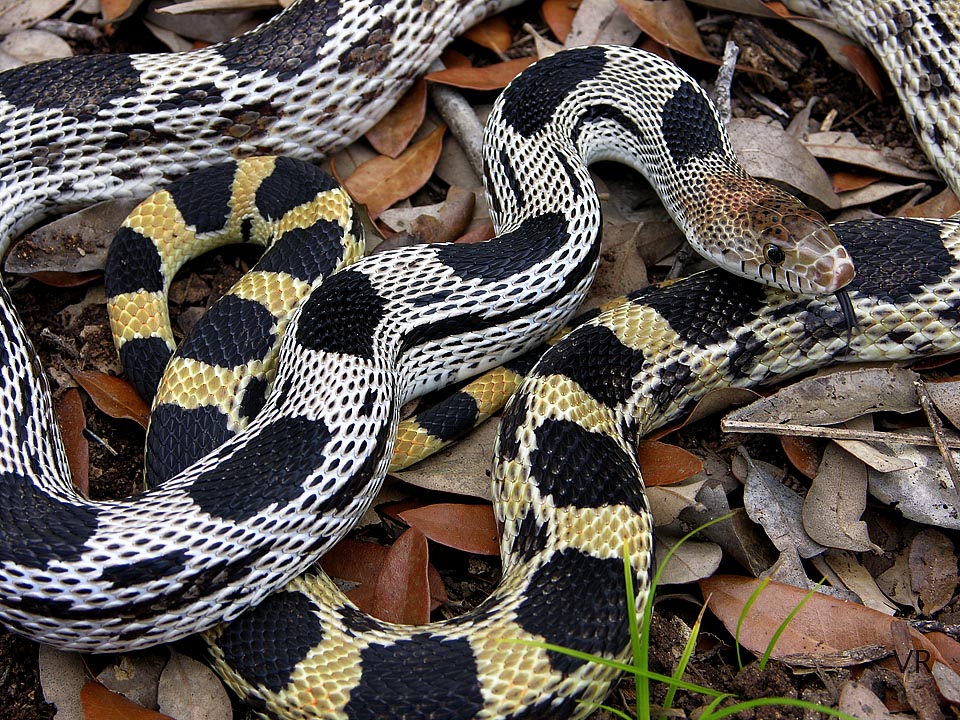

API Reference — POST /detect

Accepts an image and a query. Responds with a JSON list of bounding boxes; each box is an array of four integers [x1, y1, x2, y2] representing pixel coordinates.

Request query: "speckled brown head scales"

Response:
[[690, 171, 856, 295]]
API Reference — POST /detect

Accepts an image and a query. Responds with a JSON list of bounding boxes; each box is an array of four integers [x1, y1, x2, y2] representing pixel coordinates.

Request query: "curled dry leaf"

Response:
[[462, 14, 512, 54], [924, 378, 960, 430], [371, 528, 431, 625], [80, 682, 172, 720], [616, 0, 715, 63], [319, 538, 447, 610], [700, 575, 960, 673], [728, 117, 840, 210], [565, 0, 641, 47], [157, 650, 232, 720], [365, 78, 427, 159], [425, 57, 535, 91], [636, 440, 703, 487], [647, 478, 707, 527], [908, 528, 958, 616], [900, 187, 960, 218], [70, 369, 150, 428], [56, 388, 89, 497], [779, 435, 822, 480], [541, 0, 578, 42], [398, 503, 500, 556], [803, 441, 878, 554], [344, 124, 446, 220]]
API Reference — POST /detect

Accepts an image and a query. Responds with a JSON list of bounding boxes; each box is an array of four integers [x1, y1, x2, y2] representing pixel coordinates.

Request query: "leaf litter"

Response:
[[2, 1, 960, 719]]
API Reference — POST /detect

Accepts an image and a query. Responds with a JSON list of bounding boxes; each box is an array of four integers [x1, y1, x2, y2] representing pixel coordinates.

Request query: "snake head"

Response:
[[692, 176, 855, 295]]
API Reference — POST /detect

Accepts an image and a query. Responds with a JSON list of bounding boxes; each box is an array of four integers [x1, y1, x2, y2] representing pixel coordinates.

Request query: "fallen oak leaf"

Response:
[[700, 575, 960, 675], [56, 388, 89, 496], [462, 14, 512, 54], [616, 0, 716, 63], [319, 538, 447, 611], [70, 369, 149, 428], [541, 0, 578, 42], [398, 502, 499, 556], [636, 440, 702, 487], [425, 57, 535, 91], [80, 682, 172, 720], [343, 125, 446, 220], [365, 78, 427, 159], [371, 528, 431, 625]]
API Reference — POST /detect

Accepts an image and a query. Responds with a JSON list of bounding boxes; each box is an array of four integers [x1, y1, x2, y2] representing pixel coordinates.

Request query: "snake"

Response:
[[0, 0, 953, 718]]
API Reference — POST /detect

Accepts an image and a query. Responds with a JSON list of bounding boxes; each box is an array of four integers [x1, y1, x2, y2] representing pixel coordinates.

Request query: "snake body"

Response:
[[0, 0, 954, 718]]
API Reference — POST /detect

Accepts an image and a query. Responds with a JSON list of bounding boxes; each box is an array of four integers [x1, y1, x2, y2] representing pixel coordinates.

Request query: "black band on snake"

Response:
[[0, 1, 955, 718]]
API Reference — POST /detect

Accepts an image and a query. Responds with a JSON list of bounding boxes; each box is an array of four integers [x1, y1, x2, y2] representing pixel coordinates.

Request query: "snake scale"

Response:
[[0, 0, 953, 718]]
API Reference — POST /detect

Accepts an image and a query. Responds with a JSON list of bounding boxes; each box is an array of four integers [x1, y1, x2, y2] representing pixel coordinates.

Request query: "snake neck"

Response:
[[483, 45, 853, 295]]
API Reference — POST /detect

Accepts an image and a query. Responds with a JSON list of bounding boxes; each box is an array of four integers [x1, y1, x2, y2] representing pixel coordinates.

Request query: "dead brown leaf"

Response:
[[81, 682, 172, 720], [542, 0, 578, 42], [616, 0, 715, 63], [425, 57, 536, 91], [700, 575, 960, 674], [318, 538, 447, 611], [398, 503, 499, 556], [371, 528, 431, 625], [344, 125, 446, 220], [779, 436, 822, 480], [900, 187, 960, 219], [70, 369, 150, 428], [636, 440, 703, 487], [908, 529, 958, 615], [56, 388, 89, 497], [462, 14, 512, 54], [365, 78, 427, 158]]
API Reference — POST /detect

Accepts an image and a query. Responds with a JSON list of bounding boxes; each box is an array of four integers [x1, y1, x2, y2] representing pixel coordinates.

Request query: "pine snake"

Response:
[[0, 1, 954, 718]]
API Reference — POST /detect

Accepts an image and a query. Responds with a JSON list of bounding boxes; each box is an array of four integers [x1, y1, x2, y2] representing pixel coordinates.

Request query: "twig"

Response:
[[720, 417, 960, 449], [712, 40, 739, 126], [915, 378, 960, 492], [427, 60, 485, 180]]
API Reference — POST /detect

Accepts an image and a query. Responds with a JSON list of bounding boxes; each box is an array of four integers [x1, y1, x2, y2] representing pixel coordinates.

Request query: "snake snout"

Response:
[[796, 225, 856, 294], [774, 213, 855, 295]]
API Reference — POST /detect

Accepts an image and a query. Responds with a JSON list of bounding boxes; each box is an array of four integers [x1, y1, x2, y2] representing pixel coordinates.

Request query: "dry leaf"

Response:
[[616, 0, 715, 63], [80, 683, 173, 720], [542, 0, 578, 42], [728, 117, 840, 209], [371, 528, 431, 625], [637, 440, 703, 487], [654, 535, 722, 585], [157, 651, 231, 720], [70, 369, 150, 428], [908, 529, 958, 615], [803, 131, 939, 182], [647, 478, 707, 527], [779, 436, 822, 480], [425, 57, 535, 91], [462, 14, 512, 54], [924, 378, 960, 430], [700, 575, 960, 673], [365, 78, 427, 159], [735, 449, 825, 559], [803, 441, 878, 553], [319, 539, 447, 610], [56, 388, 89, 497], [398, 503, 499, 556], [899, 187, 960, 218], [344, 125, 446, 220], [823, 550, 897, 615], [565, 0, 641, 47], [868, 444, 960, 530]]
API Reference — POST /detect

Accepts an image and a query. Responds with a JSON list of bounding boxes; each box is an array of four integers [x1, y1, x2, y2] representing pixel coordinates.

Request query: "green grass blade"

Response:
[[734, 575, 771, 670], [662, 598, 707, 715], [758, 577, 826, 671], [700, 696, 858, 720], [622, 544, 647, 720]]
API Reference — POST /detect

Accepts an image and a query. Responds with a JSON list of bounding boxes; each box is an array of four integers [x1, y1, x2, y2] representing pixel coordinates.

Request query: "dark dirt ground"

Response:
[[0, 3, 953, 720]]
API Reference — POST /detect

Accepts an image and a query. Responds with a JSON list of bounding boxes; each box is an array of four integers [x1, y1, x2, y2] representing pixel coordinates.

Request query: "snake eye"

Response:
[[764, 243, 786, 266]]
